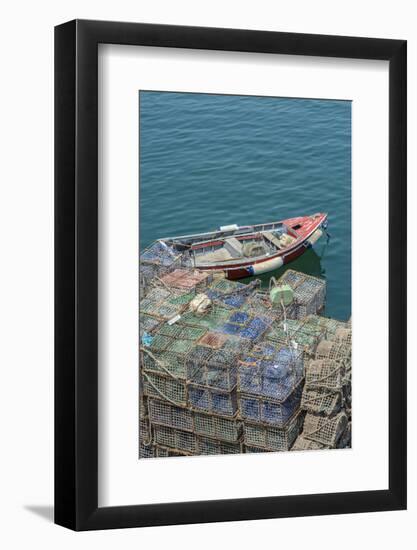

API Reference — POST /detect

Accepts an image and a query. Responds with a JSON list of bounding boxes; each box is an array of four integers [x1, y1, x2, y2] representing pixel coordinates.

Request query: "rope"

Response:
[[141, 398, 153, 447], [140, 347, 183, 382], [305, 363, 343, 388], [153, 275, 172, 291], [141, 371, 184, 407], [303, 416, 333, 439]]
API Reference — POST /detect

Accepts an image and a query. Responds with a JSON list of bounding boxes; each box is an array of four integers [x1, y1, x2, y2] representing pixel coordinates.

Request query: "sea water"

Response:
[[139, 92, 351, 320]]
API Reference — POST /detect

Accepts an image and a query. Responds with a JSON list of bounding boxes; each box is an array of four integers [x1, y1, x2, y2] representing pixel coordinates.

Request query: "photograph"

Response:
[[138, 91, 352, 458]]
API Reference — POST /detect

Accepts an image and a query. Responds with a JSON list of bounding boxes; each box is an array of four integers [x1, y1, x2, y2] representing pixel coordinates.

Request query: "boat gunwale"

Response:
[[189, 216, 326, 269]]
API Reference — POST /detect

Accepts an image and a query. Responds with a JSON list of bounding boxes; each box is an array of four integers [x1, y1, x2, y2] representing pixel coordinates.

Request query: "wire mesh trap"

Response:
[[159, 268, 209, 291], [148, 398, 194, 432], [303, 314, 348, 339], [241, 290, 291, 320], [139, 313, 161, 338], [197, 435, 242, 455], [215, 311, 272, 342], [300, 387, 342, 416], [187, 384, 238, 417], [243, 411, 304, 451], [154, 445, 192, 458], [266, 318, 325, 356], [139, 443, 156, 459], [333, 327, 352, 347], [193, 411, 242, 442], [138, 258, 351, 458], [291, 434, 331, 451], [153, 425, 199, 454], [238, 341, 304, 399], [178, 305, 231, 330], [304, 359, 344, 391], [315, 339, 351, 364], [238, 378, 304, 427], [185, 344, 239, 391], [302, 411, 348, 447], [277, 270, 326, 319]]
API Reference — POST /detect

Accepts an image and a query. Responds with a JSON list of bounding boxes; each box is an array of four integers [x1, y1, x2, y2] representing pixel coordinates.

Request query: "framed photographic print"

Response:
[[55, 20, 407, 530]]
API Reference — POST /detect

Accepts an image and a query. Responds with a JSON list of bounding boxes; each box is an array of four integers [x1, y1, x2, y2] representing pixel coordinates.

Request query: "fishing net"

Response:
[[141, 241, 179, 266]]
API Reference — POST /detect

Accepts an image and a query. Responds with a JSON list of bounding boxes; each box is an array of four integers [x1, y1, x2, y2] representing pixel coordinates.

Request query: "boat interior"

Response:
[[163, 223, 299, 267]]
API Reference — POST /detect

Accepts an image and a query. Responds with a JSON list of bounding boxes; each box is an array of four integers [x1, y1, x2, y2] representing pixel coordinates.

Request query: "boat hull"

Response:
[[159, 212, 327, 281], [225, 241, 308, 280]]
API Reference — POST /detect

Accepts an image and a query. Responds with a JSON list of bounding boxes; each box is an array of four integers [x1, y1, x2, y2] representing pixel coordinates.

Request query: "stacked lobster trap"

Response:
[[139, 247, 351, 458], [293, 320, 352, 451], [277, 270, 327, 319], [238, 340, 305, 453]]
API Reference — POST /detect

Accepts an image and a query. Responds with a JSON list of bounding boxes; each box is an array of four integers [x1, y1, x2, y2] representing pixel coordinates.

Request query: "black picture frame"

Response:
[[55, 19, 407, 531]]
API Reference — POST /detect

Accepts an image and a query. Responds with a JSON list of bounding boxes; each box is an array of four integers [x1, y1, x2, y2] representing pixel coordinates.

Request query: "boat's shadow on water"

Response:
[[241, 246, 326, 289]]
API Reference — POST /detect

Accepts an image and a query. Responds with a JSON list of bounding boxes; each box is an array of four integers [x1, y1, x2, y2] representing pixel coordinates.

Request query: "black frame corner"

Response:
[[55, 19, 407, 531]]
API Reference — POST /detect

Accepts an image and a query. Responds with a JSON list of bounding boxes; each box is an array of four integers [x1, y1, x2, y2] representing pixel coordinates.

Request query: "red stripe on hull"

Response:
[[226, 267, 252, 280], [283, 244, 308, 264], [225, 244, 309, 281]]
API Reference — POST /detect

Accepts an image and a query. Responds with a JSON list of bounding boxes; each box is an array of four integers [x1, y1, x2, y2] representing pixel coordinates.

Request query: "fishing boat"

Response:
[[156, 213, 328, 280]]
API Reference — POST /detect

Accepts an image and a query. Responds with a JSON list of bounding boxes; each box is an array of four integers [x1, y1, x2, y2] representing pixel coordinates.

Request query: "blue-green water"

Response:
[[139, 92, 351, 321]]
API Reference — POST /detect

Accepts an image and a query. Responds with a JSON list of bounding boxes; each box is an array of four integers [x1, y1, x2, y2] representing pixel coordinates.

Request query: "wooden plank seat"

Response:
[[263, 231, 284, 249]]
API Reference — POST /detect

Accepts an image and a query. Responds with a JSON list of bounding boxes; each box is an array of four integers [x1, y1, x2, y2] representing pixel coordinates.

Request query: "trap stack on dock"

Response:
[[139, 248, 350, 458], [293, 319, 352, 451]]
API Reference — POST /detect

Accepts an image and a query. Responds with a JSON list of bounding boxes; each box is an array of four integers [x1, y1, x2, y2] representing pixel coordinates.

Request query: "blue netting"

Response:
[[185, 345, 238, 390], [239, 385, 302, 427], [219, 322, 243, 336], [221, 294, 248, 308], [240, 317, 269, 340], [188, 385, 237, 416], [141, 241, 176, 266], [229, 311, 250, 325], [238, 344, 304, 399], [217, 315, 269, 341], [206, 288, 248, 309]]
